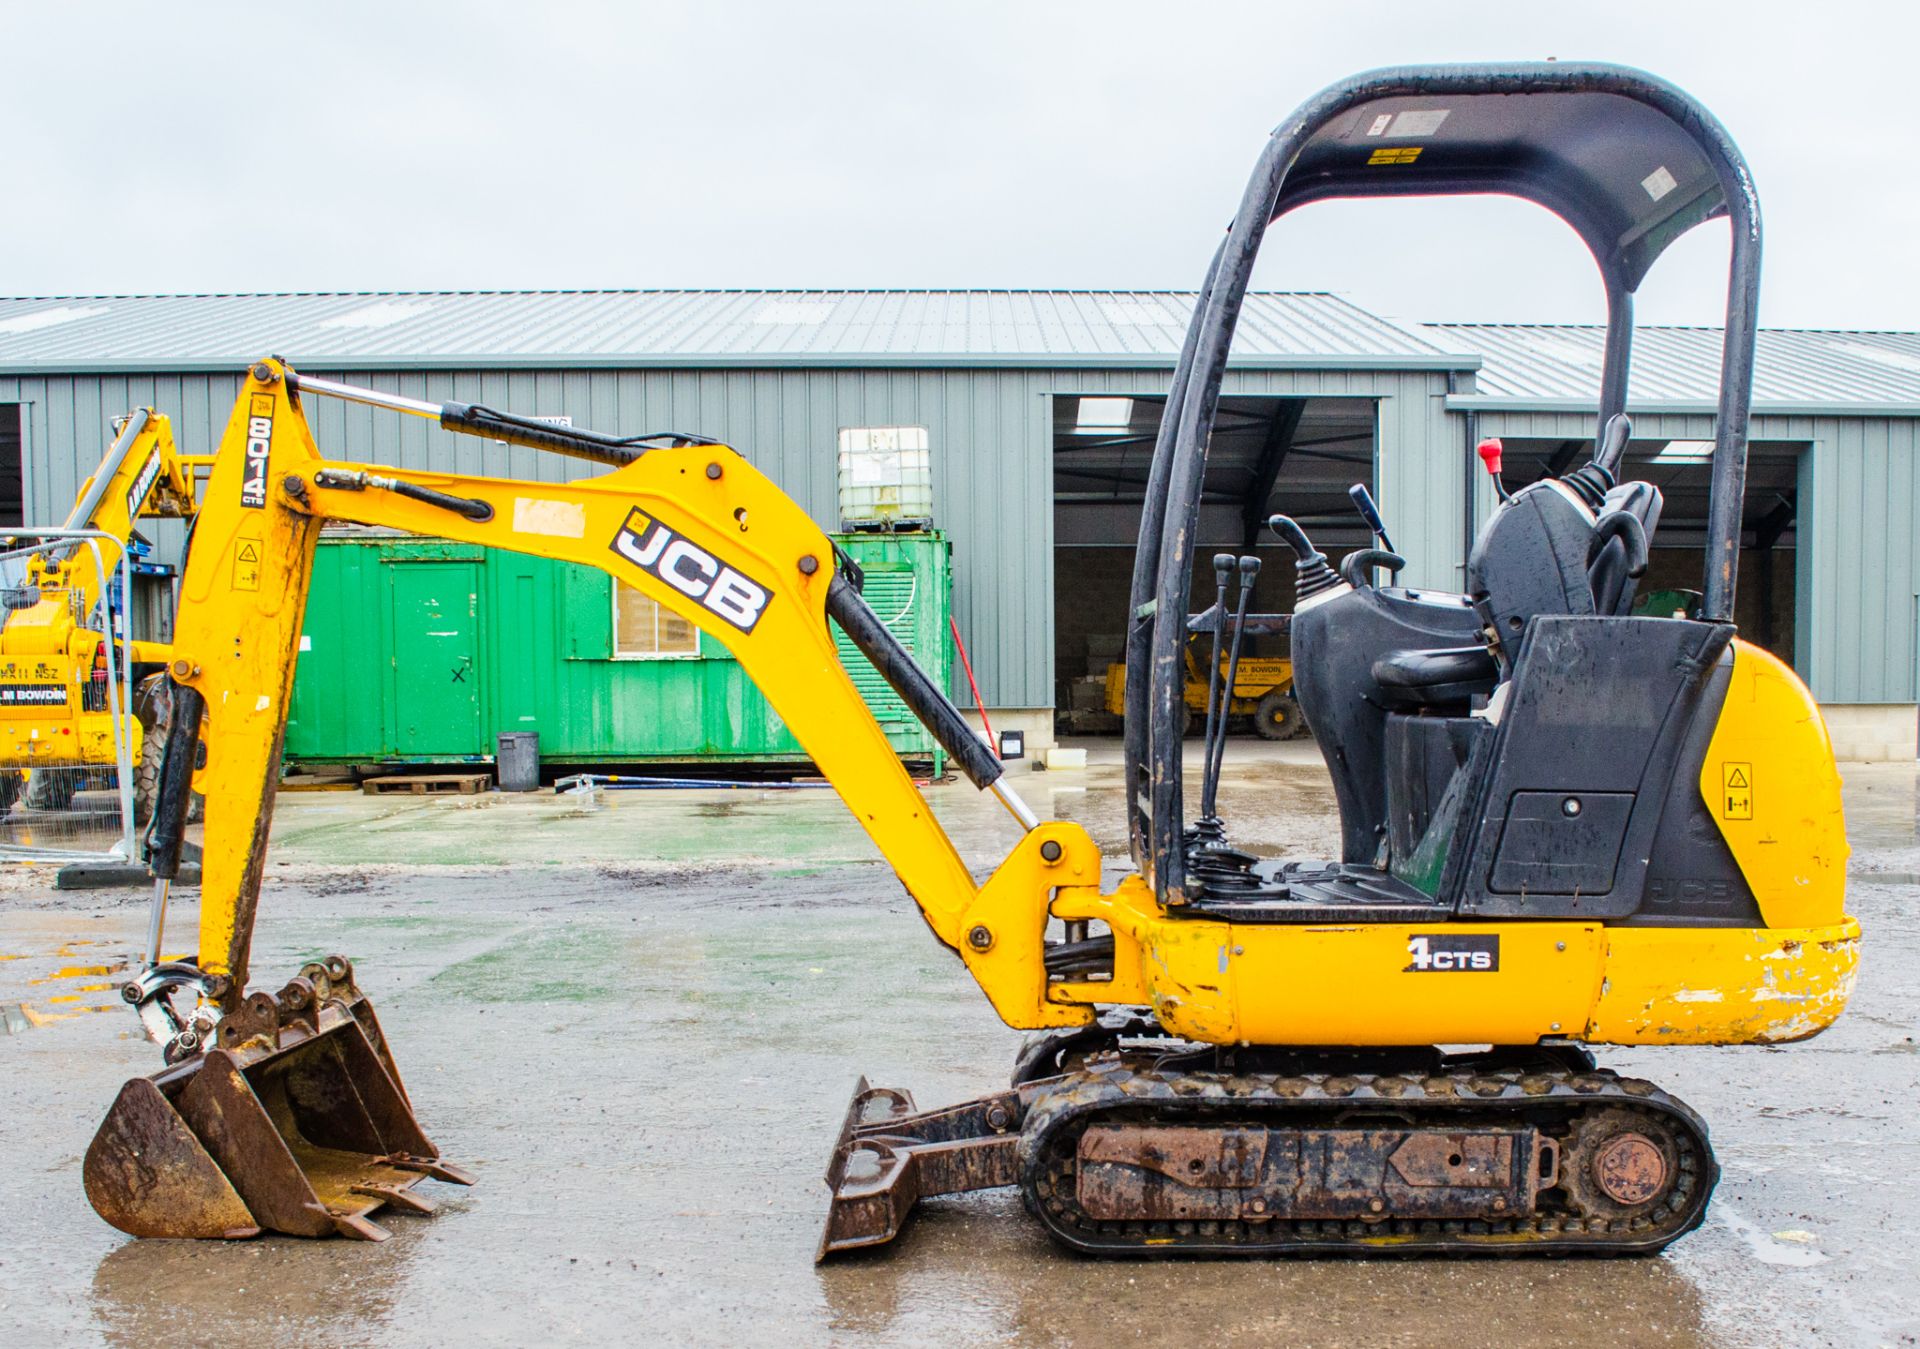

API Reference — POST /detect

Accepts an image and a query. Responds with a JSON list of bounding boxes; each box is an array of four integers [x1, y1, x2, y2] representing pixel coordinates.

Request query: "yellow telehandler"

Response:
[[0, 408, 203, 821], [85, 62, 1856, 1259]]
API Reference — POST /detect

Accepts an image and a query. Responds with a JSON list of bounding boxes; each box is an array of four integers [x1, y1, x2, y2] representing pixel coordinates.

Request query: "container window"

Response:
[[612, 582, 698, 658]]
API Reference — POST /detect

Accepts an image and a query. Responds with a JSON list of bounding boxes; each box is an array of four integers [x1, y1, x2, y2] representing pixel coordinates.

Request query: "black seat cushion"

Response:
[[1371, 645, 1499, 709]]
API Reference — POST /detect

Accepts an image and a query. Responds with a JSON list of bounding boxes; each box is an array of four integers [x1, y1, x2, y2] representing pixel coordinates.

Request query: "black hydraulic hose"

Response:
[[1125, 240, 1230, 870], [144, 680, 205, 880], [385, 479, 494, 522], [826, 574, 1002, 790], [438, 401, 718, 466]]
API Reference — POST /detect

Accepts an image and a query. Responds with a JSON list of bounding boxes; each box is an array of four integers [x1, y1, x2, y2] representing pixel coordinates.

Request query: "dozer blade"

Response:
[[85, 960, 472, 1241], [817, 1077, 1027, 1261]]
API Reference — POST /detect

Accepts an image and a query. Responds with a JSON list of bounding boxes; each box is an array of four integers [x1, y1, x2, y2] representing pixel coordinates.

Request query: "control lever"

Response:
[[1477, 438, 1511, 503], [1198, 554, 1234, 777], [1267, 515, 1341, 605], [1200, 556, 1261, 826], [1593, 412, 1634, 477], [1347, 483, 1395, 553]]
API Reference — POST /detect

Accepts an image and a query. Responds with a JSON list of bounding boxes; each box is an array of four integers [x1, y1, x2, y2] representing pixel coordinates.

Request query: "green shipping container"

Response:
[[284, 530, 951, 772]]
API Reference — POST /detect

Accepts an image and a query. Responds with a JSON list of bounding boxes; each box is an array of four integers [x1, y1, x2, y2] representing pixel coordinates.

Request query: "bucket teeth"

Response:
[[379, 1153, 476, 1186], [352, 1182, 439, 1214], [327, 1209, 393, 1242], [84, 977, 472, 1241]]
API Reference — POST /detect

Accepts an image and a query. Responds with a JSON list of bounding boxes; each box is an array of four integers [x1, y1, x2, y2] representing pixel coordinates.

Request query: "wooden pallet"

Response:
[[361, 773, 491, 797]]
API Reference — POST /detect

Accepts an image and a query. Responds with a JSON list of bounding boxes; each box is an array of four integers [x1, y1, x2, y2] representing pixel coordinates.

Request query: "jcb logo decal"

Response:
[[1404, 933, 1499, 973], [610, 508, 770, 634], [240, 394, 274, 508]]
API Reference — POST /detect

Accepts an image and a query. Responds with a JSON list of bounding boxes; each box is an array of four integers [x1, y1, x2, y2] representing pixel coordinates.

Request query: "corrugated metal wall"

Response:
[[0, 363, 1461, 712], [1473, 408, 1920, 704]]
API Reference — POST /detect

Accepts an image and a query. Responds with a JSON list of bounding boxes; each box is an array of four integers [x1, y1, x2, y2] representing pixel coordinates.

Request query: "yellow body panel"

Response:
[[1589, 920, 1860, 1043], [1700, 640, 1850, 929], [1051, 881, 1859, 1046]]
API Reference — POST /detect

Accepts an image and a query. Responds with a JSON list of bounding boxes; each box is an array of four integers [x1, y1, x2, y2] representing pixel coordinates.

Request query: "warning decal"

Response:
[[1368, 146, 1422, 166], [233, 537, 262, 592], [1721, 762, 1752, 820]]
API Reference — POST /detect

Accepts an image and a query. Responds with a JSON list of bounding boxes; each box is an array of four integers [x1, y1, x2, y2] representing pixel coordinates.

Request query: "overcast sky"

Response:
[[5, 1, 1915, 331]]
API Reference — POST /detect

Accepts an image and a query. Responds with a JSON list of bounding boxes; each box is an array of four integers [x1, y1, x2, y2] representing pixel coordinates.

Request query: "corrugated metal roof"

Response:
[[1439, 323, 1920, 413], [0, 289, 1473, 374]]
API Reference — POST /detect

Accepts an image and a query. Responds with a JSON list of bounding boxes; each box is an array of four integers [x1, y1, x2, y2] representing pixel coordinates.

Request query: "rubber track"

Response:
[[1017, 1060, 1718, 1256]]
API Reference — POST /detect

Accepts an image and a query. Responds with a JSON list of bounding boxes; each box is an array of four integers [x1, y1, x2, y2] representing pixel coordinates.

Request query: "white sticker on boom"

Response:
[[512, 496, 587, 539], [1642, 165, 1678, 201], [1365, 113, 1393, 137], [1388, 108, 1449, 137]]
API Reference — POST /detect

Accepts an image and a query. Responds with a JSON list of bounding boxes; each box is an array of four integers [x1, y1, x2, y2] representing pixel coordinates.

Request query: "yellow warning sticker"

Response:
[[249, 393, 275, 418], [233, 536, 262, 592], [1721, 762, 1752, 820], [1368, 146, 1423, 166]]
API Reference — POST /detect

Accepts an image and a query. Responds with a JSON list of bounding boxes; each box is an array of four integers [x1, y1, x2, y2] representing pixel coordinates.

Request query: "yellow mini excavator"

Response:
[[85, 62, 1857, 1257], [0, 408, 202, 819]]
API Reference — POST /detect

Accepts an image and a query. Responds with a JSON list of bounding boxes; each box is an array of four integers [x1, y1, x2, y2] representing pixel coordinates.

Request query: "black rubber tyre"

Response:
[[131, 686, 165, 821], [1252, 688, 1302, 741], [133, 673, 203, 825]]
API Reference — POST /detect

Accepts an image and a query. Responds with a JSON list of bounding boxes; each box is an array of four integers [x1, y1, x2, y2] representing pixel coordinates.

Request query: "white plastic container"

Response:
[[838, 426, 932, 528]]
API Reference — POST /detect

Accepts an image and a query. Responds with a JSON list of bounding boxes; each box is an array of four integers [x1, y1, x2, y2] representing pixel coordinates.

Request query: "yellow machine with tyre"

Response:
[[0, 409, 203, 822], [85, 62, 1856, 1259], [1104, 638, 1299, 740]]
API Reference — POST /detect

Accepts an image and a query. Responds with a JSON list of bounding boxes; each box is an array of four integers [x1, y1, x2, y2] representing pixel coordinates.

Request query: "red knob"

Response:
[[1476, 437, 1505, 477]]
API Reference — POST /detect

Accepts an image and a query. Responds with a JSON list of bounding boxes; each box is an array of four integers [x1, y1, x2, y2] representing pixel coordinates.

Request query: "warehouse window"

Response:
[[612, 581, 698, 658]]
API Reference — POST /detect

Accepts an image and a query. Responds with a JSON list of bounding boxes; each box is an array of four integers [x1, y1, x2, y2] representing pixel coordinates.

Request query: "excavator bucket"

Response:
[[84, 957, 471, 1241]]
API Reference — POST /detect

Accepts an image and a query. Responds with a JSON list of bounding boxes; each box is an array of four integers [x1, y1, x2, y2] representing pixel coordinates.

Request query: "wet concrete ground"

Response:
[[1, 740, 1916, 1347]]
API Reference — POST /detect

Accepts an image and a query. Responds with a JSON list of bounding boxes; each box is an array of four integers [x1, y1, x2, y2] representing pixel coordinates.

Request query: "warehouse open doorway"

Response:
[[0, 405, 22, 527], [1482, 436, 1804, 667], [1051, 392, 1379, 730]]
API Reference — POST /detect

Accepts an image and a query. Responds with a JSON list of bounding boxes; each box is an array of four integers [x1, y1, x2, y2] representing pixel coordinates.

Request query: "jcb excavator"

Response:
[[0, 408, 201, 819], [85, 62, 1857, 1257]]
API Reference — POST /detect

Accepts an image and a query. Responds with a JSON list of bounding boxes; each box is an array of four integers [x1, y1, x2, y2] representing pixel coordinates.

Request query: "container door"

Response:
[[389, 563, 480, 755]]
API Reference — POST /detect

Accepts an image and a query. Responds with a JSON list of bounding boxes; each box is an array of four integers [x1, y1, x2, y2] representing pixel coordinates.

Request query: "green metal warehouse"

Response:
[[2, 289, 1918, 762]]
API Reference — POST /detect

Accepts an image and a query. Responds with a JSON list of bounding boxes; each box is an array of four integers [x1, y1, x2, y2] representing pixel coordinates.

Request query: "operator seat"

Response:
[[1369, 466, 1663, 711]]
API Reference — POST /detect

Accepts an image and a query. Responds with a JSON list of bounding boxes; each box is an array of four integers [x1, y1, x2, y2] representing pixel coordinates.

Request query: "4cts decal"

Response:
[[123, 448, 162, 522], [609, 508, 770, 634], [1404, 933, 1499, 972], [240, 394, 274, 508]]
